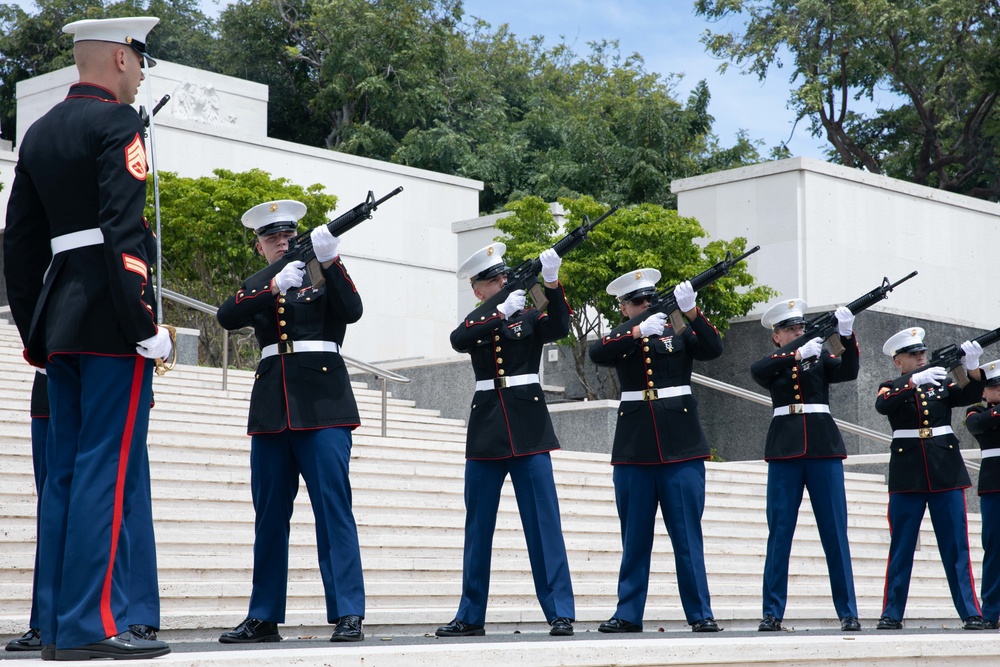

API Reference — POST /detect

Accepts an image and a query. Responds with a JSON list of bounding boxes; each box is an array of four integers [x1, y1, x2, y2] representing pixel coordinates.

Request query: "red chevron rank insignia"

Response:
[[125, 133, 147, 181]]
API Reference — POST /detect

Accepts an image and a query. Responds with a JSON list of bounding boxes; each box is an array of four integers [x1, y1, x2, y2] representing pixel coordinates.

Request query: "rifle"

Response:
[[773, 271, 919, 357], [140, 94, 171, 130], [608, 245, 760, 339], [245, 186, 403, 290], [465, 205, 620, 320], [902, 326, 1000, 388]]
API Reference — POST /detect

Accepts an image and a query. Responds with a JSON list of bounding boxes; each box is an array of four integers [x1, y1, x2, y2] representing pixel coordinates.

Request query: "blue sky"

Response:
[[458, 0, 829, 159]]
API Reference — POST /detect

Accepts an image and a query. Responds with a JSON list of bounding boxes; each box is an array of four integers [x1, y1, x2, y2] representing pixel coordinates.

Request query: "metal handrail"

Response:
[[157, 287, 410, 436]]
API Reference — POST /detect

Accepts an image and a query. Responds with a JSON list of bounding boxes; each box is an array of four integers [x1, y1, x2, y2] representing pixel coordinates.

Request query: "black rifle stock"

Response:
[[902, 326, 1000, 388], [609, 245, 760, 339], [244, 186, 403, 289], [466, 206, 620, 320], [773, 271, 918, 358]]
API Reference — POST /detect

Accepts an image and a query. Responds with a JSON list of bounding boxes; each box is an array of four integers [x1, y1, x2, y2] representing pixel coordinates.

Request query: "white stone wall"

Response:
[[672, 157, 1000, 331], [2, 61, 483, 364]]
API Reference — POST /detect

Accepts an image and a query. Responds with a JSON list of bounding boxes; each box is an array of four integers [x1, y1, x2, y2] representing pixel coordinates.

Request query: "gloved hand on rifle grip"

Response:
[[961, 340, 983, 371], [311, 224, 340, 263], [675, 280, 697, 313], [273, 260, 306, 294], [911, 366, 947, 387], [497, 289, 526, 318], [797, 337, 824, 360], [136, 327, 172, 360], [540, 249, 561, 284], [835, 306, 854, 337], [638, 312, 668, 337]]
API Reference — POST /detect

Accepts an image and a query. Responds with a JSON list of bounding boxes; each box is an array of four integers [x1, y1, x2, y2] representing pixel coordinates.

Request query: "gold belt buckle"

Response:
[[278, 340, 294, 355], [788, 404, 802, 415], [494, 377, 509, 389], [641, 388, 659, 401], [918, 427, 932, 439]]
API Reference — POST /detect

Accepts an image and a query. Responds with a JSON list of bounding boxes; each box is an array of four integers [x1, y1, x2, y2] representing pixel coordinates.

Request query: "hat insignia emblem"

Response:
[[126, 36, 133, 44], [487, 246, 494, 256], [788, 300, 795, 309], [269, 203, 279, 212], [990, 363, 996, 370], [911, 328, 918, 336], [635, 271, 642, 280]]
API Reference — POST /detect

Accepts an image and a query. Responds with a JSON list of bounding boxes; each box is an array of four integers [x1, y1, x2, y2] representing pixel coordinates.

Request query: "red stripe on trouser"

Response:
[[99, 357, 145, 635]]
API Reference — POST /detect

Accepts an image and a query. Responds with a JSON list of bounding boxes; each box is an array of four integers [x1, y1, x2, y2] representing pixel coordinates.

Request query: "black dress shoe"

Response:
[[5, 628, 41, 651], [330, 615, 364, 642], [219, 618, 281, 644], [758, 614, 782, 631], [963, 615, 985, 630], [129, 624, 158, 641], [41, 644, 55, 660], [876, 616, 903, 630], [691, 618, 722, 632], [549, 618, 574, 636], [840, 617, 861, 632], [53, 631, 170, 660], [598, 617, 642, 633], [984, 619, 999, 630], [436, 618, 485, 637]]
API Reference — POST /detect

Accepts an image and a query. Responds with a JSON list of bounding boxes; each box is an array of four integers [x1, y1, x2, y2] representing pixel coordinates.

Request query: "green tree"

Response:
[[0, 0, 216, 142], [216, 1, 766, 212], [496, 195, 775, 399], [695, 0, 1000, 200], [149, 167, 336, 368]]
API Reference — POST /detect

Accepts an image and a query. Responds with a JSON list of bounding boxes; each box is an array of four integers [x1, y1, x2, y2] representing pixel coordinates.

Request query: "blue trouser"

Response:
[[28, 416, 160, 632], [882, 490, 981, 621], [40, 355, 155, 649], [981, 493, 1000, 623], [27, 417, 48, 630], [612, 460, 714, 625], [248, 427, 365, 623], [763, 458, 857, 621], [456, 453, 575, 626]]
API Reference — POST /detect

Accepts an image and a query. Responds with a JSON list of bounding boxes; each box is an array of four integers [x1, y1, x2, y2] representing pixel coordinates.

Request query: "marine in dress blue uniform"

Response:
[[589, 270, 723, 634], [436, 243, 576, 637], [750, 299, 861, 632], [216, 200, 366, 643], [875, 327, 985, 630], [965, 359, 1000, 629], [2, 17, 171, 660]]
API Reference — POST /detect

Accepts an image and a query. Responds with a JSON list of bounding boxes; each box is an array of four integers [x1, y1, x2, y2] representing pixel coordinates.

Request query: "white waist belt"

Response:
[[475, 373, 539, 391], [621, 386, 692, 402], [773, 403, 830, 417], [893, 426, 954, 439], [261, 340, 340, 359], [51, 228, 104, 254], [982, 449, 1000, 460]]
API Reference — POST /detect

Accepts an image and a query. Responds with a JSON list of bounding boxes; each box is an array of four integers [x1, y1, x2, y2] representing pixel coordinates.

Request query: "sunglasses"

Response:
[[625, 295, 652, 306]]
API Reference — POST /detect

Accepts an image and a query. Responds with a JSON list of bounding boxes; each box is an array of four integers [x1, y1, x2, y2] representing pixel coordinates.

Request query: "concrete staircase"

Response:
[[0, 317, 990, 642]]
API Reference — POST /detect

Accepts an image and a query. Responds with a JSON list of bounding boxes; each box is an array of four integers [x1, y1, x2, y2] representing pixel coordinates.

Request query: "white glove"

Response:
[[835, 306, 854, 337], [638, 312, 668, 337], [797, 337, 824, 360], [136, 327, 172, 359], [273, 260, 306, 294], [540, 248, 561, 284], [911, 366, 947, 387], [675, 280, 697, 313], [497, 289, 526, 318], [962, 340, 983, 371], [310, 224, 340, 263]]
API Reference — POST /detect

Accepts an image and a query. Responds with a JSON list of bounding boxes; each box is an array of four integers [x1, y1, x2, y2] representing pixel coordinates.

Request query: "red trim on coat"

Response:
[[67, 82, 120, 101], [99, 356, 145, 635], [610, 453, 711, 466], [334, 258, 358, 293], [466, 446, 559, 461]]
